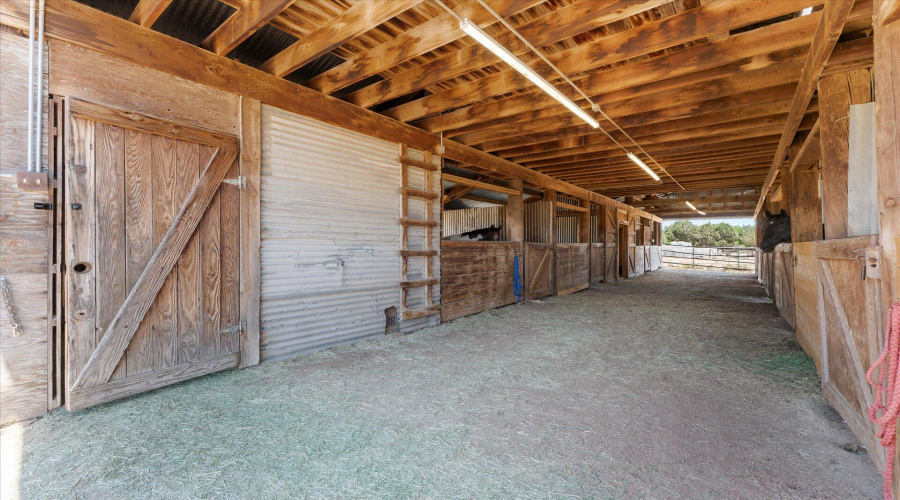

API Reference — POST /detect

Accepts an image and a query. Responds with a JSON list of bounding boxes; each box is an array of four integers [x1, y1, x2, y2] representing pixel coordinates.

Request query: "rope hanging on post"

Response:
[[867, 302, 900, 500]]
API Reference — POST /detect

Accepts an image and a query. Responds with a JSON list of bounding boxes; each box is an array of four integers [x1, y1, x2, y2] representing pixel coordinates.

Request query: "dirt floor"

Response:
[[1, 269, 881, 499]]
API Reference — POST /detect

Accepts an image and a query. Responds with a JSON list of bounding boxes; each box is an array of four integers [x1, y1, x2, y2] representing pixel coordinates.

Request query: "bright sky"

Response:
[[662, 218, 754, 228]]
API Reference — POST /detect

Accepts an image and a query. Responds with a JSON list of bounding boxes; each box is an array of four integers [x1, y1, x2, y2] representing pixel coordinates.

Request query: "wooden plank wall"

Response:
[[555, 243, 589, 295], [0, 31, 51, 425], [590, 244, 604, 283], [524, 242, 553, 300], [773, 243, 796, 328], [792, 241, 821, 369], [440, 241, 521, 321]]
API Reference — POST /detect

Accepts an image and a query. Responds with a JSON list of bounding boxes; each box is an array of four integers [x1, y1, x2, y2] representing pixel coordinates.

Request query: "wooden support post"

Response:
[[506, 179, 524, 242], [546, 190, 558, 295], [818, 73, 852, 239], [578, 200, 591, 244], [239, 97, 261, 368], [874, 6, 900, 493]]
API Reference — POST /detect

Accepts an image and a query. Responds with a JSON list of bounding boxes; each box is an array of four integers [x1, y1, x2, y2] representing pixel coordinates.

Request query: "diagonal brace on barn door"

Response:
[[72, 148, 238, 391]]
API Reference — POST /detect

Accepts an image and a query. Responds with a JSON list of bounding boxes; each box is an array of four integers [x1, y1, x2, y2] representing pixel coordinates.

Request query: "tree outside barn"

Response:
[[663, 220, 755, 247]]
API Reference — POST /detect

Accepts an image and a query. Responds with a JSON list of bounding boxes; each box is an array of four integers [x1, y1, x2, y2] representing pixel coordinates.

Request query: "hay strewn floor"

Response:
[[2, 269, 880, 499]]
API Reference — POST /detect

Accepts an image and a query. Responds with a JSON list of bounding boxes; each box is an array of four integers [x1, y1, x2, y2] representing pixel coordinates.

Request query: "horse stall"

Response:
[[524, 200, 555, 299], [439, 241, 522, 322]]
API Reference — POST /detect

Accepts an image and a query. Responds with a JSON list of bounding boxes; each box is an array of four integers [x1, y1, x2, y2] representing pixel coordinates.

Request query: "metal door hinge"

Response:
[[223, 176, 246, 189], [219, 321, 245, 335]]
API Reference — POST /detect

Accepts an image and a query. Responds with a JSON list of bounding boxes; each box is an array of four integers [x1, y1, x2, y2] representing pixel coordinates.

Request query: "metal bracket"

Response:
[[223, 176, 246, 190], [219, 321, 245, 335]]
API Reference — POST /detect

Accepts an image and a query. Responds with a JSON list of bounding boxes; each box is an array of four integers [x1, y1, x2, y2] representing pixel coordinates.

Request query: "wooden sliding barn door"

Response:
[[64, 100, 242, 410], [816, 235, 885, 469], [627, 214, 637, 278]]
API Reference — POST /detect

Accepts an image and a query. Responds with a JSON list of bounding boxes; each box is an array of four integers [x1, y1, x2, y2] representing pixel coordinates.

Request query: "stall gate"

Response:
[[815, 235, 884, 470], [773, 244, 795, 328], [524, 243, 554, 300], [63, 100, 243, 410], [602, 208, 618, 282], [441, 241, 521, 321], [555, 243, 590, 295]]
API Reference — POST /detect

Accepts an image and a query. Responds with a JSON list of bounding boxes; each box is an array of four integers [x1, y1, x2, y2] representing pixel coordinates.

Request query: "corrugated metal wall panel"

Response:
[[260, 105, 403, 361], [442, 206, 506, 239]]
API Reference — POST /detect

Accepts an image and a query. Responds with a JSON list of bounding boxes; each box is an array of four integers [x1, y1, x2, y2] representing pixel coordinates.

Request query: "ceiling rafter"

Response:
[[202, 0, 295, 56]]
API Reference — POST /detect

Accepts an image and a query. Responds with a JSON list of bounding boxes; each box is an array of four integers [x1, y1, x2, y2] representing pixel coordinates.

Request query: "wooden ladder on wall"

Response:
[[399, 145, 440, 321]]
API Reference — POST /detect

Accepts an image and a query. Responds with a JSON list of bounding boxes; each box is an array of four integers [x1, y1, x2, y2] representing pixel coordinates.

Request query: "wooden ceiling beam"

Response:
[[260, 0, 425, 78], [506, 113, 817, 168], [202, 0, 295, 56], [344, 0, 672, 109], [305, 0, 543, 94], [0, 0, 661, 222], [534, 148, 778, 175], [383, 0, 822, 124], [788, 119, 821, 173], [523, 136, 783, 171], [424, 5, 872, 137], [553, 157, 775, 182], [632, 194, 761, 207], [419, 10, 826, 134], [128, 0, 174, 28], [754, 0, 857, 215]]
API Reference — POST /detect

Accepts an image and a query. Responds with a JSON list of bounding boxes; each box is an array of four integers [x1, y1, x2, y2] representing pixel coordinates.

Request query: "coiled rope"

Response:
[[867, 303, 900, 499]]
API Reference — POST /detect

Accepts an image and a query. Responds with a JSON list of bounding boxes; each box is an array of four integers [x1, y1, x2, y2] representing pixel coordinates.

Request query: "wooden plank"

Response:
[[65, 118, 95, 404], [94, 123, 127, 381], [260, 0, 424, 77], [557, 201, 589, 213], [400, 279, 439, 288], [128, 0, 173, 27], [401, 250, 437, 257], [123, 129, 154, 377], [401, 187, 438, 200], [442, 173, 519, 196], [202, 0, 295, 56], [789, 120, 821, 173], [68, 353, 239, 411], [402, 305, 439, 321], [400, 156, 439, 171], [506, 179, 524, 243], [151, 134, 178, 371], [68, 99, 239, 150], [400, 218, 438, 227], [72, 149, 237, 390], [755, 0, 857, 216], [200, 191, 222, 360], [239, 97, 261, 368], [176, 142, 202, 365], [305, 0, 544, 94]]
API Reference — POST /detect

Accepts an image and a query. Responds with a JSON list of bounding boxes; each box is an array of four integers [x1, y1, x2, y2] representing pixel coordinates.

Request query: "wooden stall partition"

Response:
[[773, 244, 796, 328], [525, 243, 554, 300], [649, 245, 662, 271], [815, 235, 885, 470], [793, 242, 822, 369], [758, 250, 775, 298], [63, 100, 243, 410], [440, 241, 521, 321], [555, 243, 590, 296], [602, 207, 618, 282], [591, 244, 604, 283], [627, 213, 637, 278]]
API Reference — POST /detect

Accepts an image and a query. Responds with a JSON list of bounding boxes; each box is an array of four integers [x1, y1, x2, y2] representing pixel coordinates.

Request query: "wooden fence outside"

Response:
[[661, 245, 756, 272]]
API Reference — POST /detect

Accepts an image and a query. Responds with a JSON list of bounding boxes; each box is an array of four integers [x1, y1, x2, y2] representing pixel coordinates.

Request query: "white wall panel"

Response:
[[260, 105, 402, 361]]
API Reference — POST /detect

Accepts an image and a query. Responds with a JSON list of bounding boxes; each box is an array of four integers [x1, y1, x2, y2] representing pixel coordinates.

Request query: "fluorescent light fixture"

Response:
[[800, 7, 813, 16], [460, 19, 599, 129], [685, 201, 706, 216], [627, 152, 661, 181]]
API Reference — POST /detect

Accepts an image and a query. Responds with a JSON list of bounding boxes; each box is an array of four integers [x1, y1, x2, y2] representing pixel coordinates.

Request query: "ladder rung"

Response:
[[400, 279, 438, 288], [400, 156, 439, 171], [401, 250, 437, 257], [402, 305, 439, 320], [400, 187, 439, 200], [400, 218, 438, 227]]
